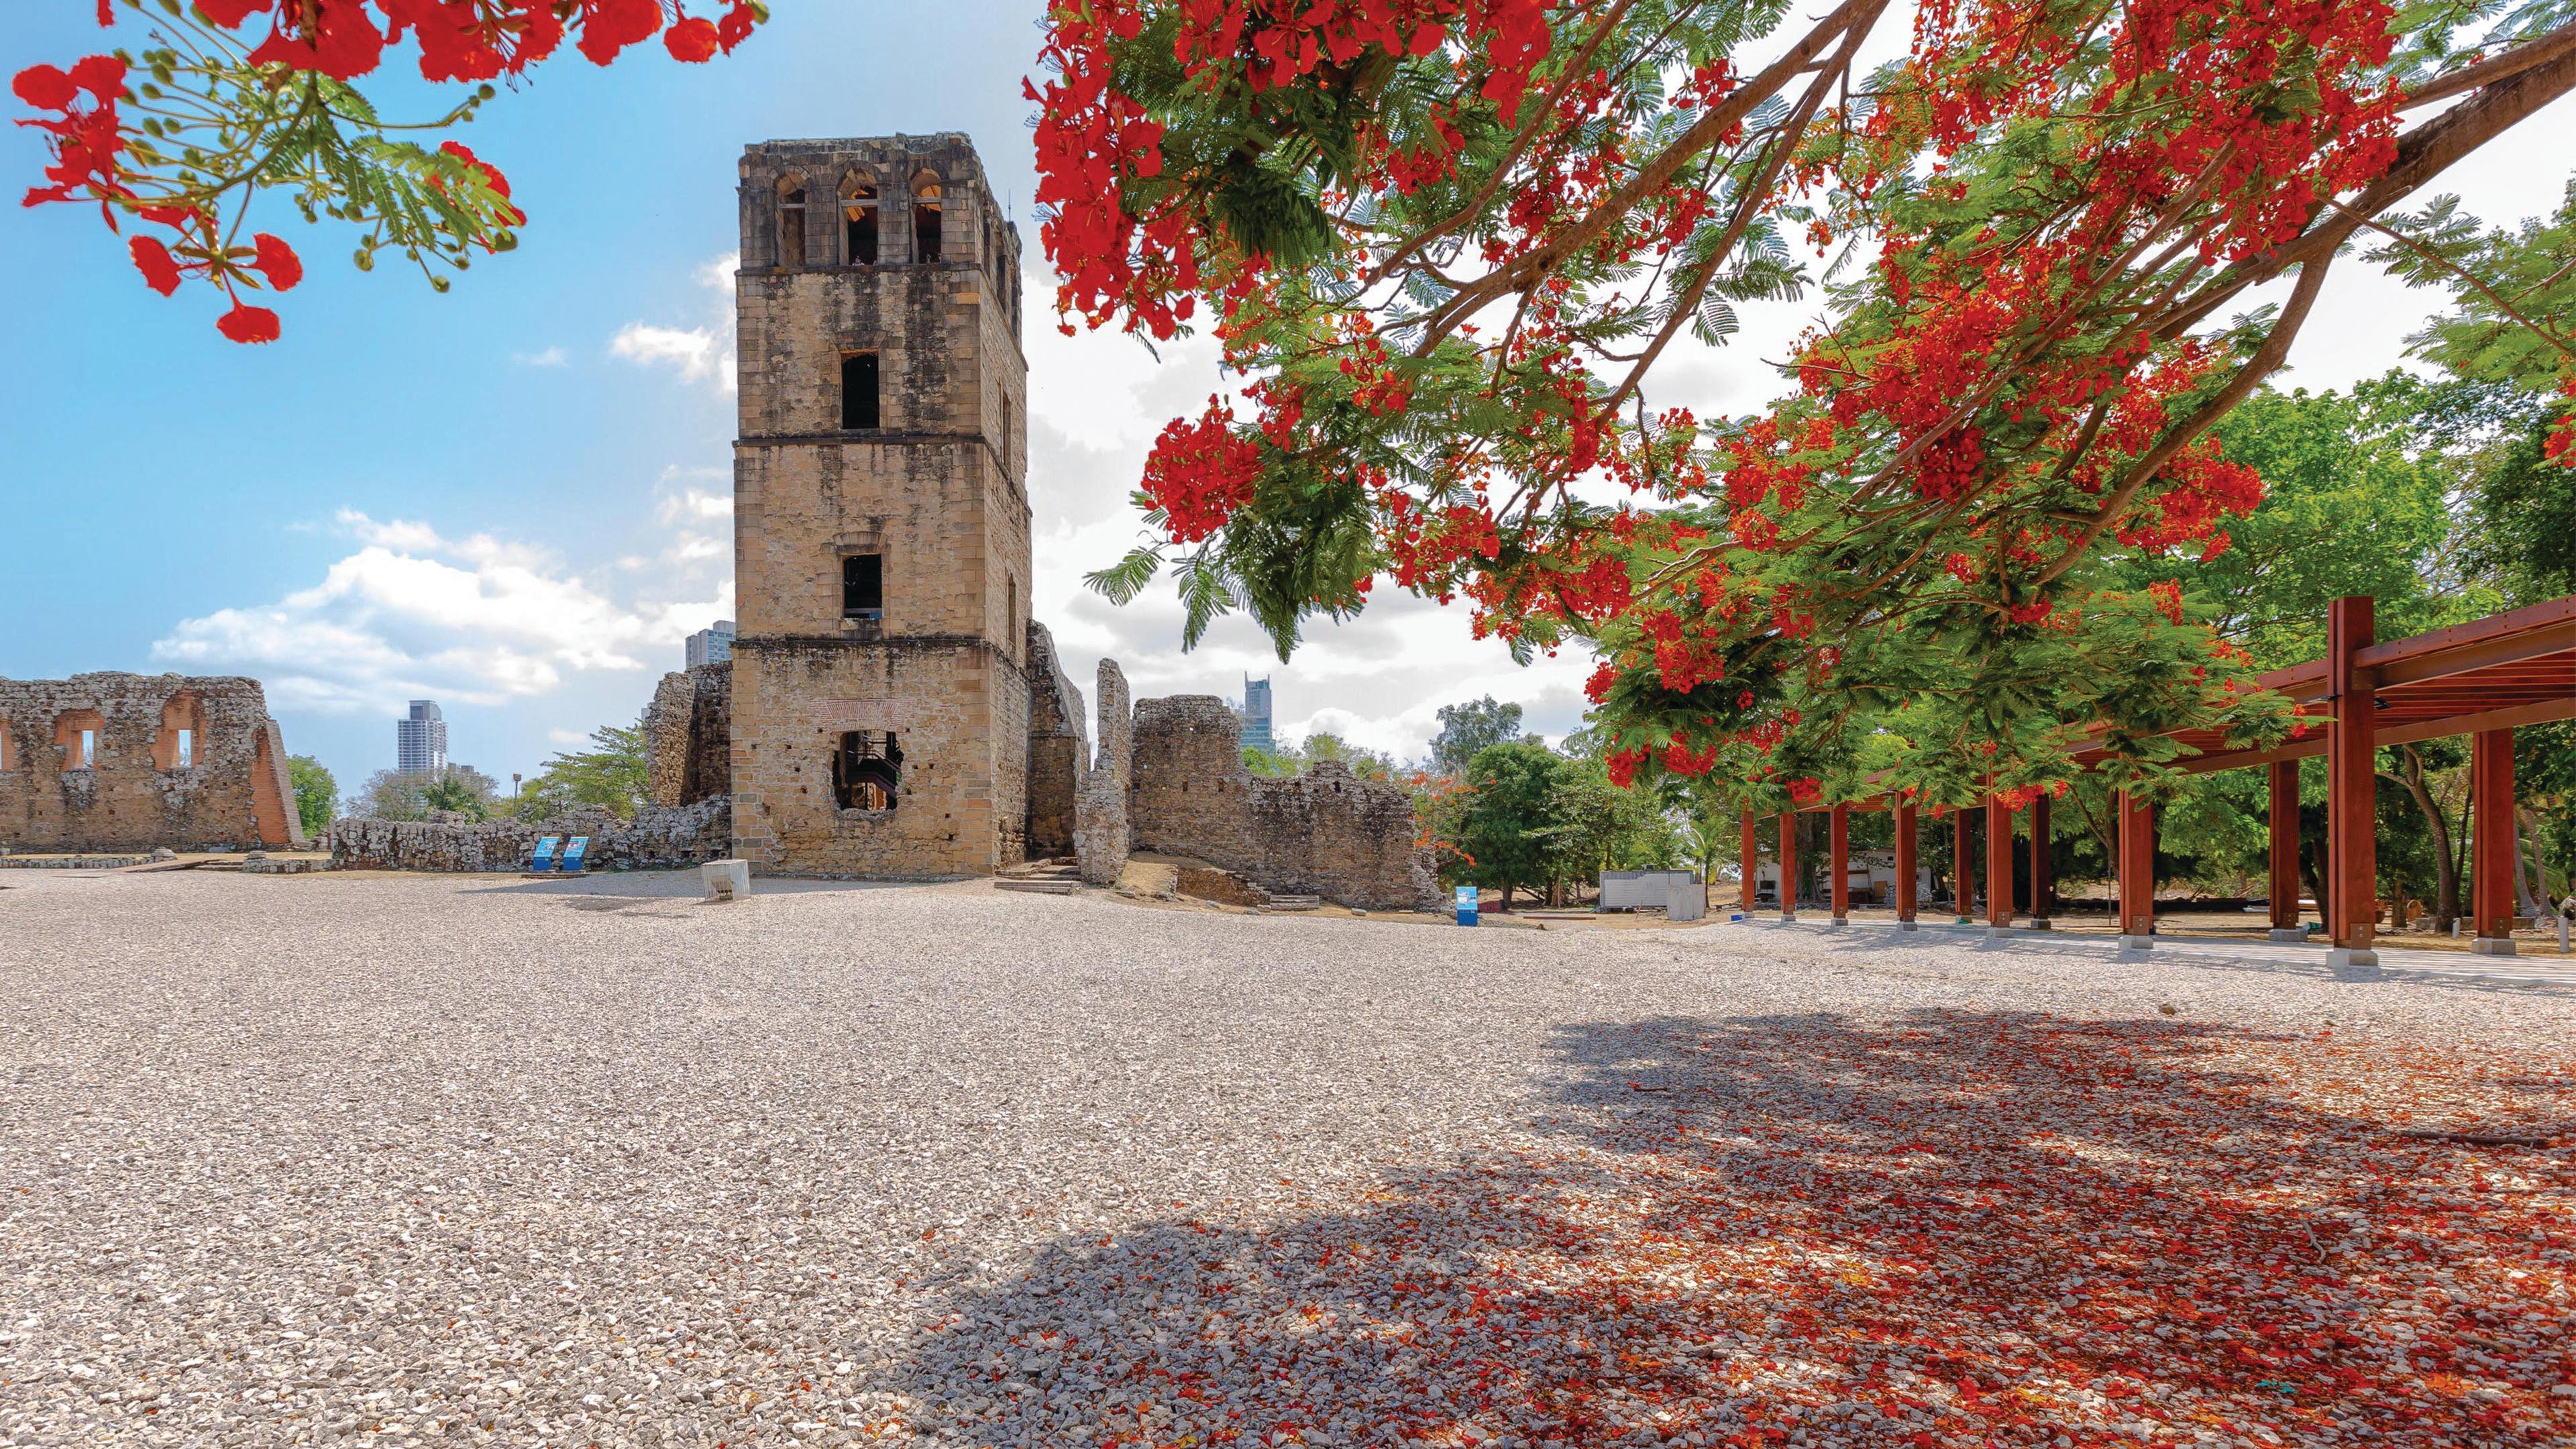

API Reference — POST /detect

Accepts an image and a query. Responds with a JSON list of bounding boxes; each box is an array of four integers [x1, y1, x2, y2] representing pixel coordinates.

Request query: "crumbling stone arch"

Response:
[[910, 169, 944, 262], [775, 170, 810, 267], [838, 167, 879, 264], [154, 689, 207, 771]]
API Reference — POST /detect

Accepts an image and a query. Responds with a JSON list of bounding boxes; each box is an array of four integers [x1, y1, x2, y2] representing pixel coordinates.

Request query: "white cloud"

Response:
[[548, 728, 591, 745], [513, 345, 568, 368], [152, 511, 732, 716], [611, 252, 739, 392]]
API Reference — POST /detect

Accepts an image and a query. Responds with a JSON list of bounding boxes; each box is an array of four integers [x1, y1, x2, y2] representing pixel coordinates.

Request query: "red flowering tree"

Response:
[[1034, 0, 2576, 809], [13, 0, 765, 341]]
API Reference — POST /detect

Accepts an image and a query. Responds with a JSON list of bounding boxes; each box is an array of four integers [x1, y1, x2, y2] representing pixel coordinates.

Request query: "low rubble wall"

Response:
[[329, 798, 731, 873]]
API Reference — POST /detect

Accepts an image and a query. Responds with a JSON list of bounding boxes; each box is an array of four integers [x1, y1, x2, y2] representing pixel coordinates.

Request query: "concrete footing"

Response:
[[2116, 934, 2156, 952], [1896, 920, 1919, 931], [2327, 947, 2381, 969], [1984, 927, 2016, 942], [1827, 916, 1847, 929], [1779, 911, 1797, 924], [2027, 918, 2053, 931], [2268, 927, 2312, 943], [2470, 936, 2519, 957]]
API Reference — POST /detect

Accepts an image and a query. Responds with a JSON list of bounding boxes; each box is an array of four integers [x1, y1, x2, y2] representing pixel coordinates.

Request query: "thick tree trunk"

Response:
[[2514, 807, 2551, 916], [2381, 747, 2458, 929]]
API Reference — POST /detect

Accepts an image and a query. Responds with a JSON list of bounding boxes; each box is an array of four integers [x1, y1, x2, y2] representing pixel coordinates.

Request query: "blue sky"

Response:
[[4, 5, 2573, 803]]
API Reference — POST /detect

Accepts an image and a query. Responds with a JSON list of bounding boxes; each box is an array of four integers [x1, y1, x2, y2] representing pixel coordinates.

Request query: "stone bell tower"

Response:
[[728, 133, 1033, 876]]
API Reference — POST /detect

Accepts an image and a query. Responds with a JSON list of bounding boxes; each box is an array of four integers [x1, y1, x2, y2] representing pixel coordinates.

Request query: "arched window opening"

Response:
[[55, 708, 105, 771], [840, 171, 879, 264], [911, 173, 943, 262], [834, 731, 902, 811], [776, 174, 808, 267], [156, 690, 207, 771]]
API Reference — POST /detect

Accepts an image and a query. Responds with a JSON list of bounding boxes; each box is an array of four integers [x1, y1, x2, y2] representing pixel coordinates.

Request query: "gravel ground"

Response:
[[3, 869, 2573, 1449]]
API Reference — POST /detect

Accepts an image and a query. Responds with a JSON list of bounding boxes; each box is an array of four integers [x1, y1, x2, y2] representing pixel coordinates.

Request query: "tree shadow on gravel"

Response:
[[875, 1011, 2576, 1449]]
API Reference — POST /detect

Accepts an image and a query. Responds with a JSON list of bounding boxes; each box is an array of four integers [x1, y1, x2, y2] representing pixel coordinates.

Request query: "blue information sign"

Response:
[[531, 836, 561, 871], [561, 837, 590, 873], [1454, 883, 1479, 926]]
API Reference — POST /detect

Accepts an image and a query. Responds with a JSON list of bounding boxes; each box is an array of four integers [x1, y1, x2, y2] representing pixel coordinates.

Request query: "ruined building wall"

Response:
[[1024, 621, 1089, 858], [729, 133, 1034, 877], [1127, 695, 1439, 911], [1074, 659, 1131, 885], [0, 673, 303, 852], [644, 661, 733, 808], [330, 799, 730, 873]]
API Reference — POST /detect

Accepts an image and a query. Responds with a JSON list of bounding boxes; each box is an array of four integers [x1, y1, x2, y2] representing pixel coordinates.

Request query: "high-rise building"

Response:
[[396, 700, 447, 776], [1239, 675, 1275, 754], [686, 620, 737, 669]]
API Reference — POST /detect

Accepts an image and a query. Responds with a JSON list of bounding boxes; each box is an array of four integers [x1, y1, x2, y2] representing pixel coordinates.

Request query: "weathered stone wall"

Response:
[[1024, 621, 1089, 858], [644, 661, 733, 808], [1128, 696, 1439, 912], [731, 134, 1034, 879], [1073, 659, 1130, 886], [0, 673, 303, 852], [329, 798, 730, 873], [731, 639, 1028, 877]]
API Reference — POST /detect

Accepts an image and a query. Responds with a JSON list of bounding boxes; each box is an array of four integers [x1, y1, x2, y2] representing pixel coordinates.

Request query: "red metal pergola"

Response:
[[1737, 594, 2576, 963]]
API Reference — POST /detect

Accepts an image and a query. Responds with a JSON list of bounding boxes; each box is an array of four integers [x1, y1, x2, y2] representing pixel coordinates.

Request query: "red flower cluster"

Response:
[[14, 0, 759, 341], [186, 0, 760, 81], [1029, 0, 1557, 340], [1140, 398, 1267, 544], [2546, 378, 2576, 469]]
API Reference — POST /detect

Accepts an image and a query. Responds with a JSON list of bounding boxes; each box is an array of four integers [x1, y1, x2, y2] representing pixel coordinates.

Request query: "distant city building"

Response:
[[1238, 675, 1275, 754], [687, 620, 737, 669], [396, 700, 447, 776]]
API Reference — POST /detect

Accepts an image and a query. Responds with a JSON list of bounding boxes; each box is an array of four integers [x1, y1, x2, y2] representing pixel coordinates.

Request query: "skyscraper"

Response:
[[396, 700, 447, 776], [1239, 675, 1275, 754], [686, 620, 737, 669]]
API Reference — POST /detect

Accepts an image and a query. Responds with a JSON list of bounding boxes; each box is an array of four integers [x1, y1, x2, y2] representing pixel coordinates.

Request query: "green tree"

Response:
[[1452, 741, 1566, 911], [354, 764, 502, 822], [286, 755, 336, 839], [516, 719, 651, 822], [1540, 755, 1682, 896], [1430, 698, 1524, 773]]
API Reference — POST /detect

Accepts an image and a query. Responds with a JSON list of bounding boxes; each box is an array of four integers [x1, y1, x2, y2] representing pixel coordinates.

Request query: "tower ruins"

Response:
[[728, 134, 1036, 876]]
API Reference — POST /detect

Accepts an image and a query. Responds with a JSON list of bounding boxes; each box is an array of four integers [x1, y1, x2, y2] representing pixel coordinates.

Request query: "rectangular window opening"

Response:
[[175, 728, 193, 769], [841, 352, 879, 430], [843, 553, 884, 621], [77, 729, 96, 769], [834, 730, 902, 811]]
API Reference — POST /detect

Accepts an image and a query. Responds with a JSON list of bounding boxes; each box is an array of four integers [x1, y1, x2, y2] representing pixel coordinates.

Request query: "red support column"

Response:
[[2029, 792, 2054, 929], [1739, 810, 1759, 917], [2267, 760, 2304, 941], [2326, 596, 2378, 965], [1778, 812, 1800, 922], [1953, 809, 1976, 923], [1829, 804, 1851, 926], [2472, 729, 2518, 955], [2118, 790, 2155, 948], [1894, 802, 1919, 929], [1986, 794, 2015, 930]]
